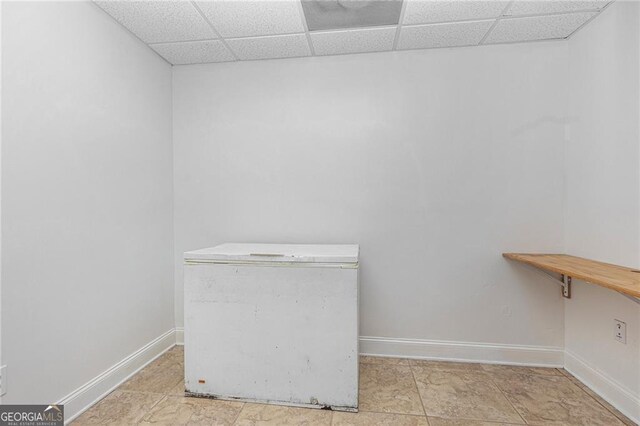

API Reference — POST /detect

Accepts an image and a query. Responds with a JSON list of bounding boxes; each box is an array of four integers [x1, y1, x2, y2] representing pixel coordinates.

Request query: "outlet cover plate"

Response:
[[614, 319, 627, 344]]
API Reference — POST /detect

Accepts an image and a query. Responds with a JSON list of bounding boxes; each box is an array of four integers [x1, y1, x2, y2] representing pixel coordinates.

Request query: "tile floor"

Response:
[[72, 347, 636, 425]]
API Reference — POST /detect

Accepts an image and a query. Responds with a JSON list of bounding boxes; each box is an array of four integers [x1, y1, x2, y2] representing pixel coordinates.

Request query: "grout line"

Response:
[[480, 1, 513, 45], [486, 375, 528, 425], [295, 0, 315, 56], [408, 362, 428, 417], [392, 0, 409, 50], [141, 393, 169, 423], [189, 1, 239, 61], [230, 402, 246, 425], [563, 371, 636, 425], [357, 409, 427, 418]]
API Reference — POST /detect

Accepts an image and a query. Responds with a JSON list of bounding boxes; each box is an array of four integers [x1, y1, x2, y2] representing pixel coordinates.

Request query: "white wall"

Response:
[[564, 1, 640, 421], [1, 1, 174, 406], [173, 42, 569, 360], [0, 0, 4, 399]]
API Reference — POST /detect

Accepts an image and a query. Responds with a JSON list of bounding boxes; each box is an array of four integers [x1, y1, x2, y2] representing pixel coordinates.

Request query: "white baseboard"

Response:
[[63, 331, 637, 425], [174, 330, 562, 365], [564, 350, 640, 425], [60, 328, 178, 424], [359, 336, 564, 367], [175, 326, 184, 345]]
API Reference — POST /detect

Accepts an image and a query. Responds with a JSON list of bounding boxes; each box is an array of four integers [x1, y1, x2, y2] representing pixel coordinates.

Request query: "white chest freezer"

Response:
[[183, 243, 359, 411]]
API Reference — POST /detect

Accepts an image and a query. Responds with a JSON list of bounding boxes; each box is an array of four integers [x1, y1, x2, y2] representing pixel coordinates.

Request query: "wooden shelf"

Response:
[[503, 253, 640, 300]]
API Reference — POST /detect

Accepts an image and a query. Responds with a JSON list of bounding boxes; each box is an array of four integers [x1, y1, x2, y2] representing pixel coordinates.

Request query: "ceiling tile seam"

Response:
[[565, 1, 612, 40], [190, 1, 239, 61], [480, 1, 515, 45], [232, 52, 313, 63], [483, 36, 569, 47], [477, 19, 500, 45], [317, 36, 573, 56], [224, 34, 312, 44], [392, 0, 409, 51], [294, 0, 315, 56], [500, 8, 606, 21], [397, 41, 491, 53], [310, 24, 399, 35], [146, 8, 601, 48], [90, 2, 172, 66], [399, 7, 606, 28], [401, 15, 503, 26], [312, 47, 397, 59], [149, 38, 221, 46], [402, 18, 496, 30], [152, 31, 315, 44]]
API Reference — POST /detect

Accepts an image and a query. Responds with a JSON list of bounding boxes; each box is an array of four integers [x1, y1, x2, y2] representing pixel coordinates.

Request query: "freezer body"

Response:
[[184, 243, 359, 411]]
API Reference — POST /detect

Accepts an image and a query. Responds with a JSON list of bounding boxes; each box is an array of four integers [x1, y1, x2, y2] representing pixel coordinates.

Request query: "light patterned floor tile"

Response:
[[360, 355, 411, 366], [332, 411, 428, 425], [168, 378, 185, 396], [119, 362, 183, 394], [359, 363, 424, 415], [411, 366, 523, 424], [548, 371, 636, 426], [72, 390, 164, 424], [71, 348, 634, 426], [139, 395, 243, 425], [410, 359, 486, 373], [479, 364, 562, 377], [233, 403, 332, 425], [427, 418, 521, 425], [491, 373, 625, 425], [143, 348, 184, 372]]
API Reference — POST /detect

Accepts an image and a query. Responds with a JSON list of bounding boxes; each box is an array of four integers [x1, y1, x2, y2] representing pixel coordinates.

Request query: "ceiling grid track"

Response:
[[94, 0, 615, 66], [392, 0, 409, 50], [480, 1, 515, 45], [189, 1, 239, 61], [295, 0, 315, 56], [566, 0, 615, 39]]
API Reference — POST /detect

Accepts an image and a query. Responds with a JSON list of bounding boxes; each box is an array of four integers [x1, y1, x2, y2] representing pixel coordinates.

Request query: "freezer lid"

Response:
[[184, 243, 359, 264]]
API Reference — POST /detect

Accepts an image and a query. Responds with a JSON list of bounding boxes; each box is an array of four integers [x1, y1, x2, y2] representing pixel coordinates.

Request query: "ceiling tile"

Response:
[[301, 0, 403, 31], [227, 34, 311, 60], [485, 11, 597, 43], [403, 0, 509, 25], [398, 20, 494, 50], [195, 0, 304, 38], [506, 0, 610, 16], [151, 40, 235, 65], [94, 1, 216, 44], [310, 27, 397, 56]]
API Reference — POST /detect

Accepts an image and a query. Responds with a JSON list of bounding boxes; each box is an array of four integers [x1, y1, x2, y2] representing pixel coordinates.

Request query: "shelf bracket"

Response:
[[510, 261, 571, 298], [512, 263, 640, 302], [561, 274, 571, 299]]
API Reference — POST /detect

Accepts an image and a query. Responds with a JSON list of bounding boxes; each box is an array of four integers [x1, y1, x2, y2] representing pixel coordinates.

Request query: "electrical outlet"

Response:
[[614, 319, 627, 344], [0, 365, 6, 396]]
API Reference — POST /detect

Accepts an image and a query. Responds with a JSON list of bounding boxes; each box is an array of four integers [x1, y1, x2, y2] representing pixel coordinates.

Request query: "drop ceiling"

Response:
[[95, 0, 612, 65]]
